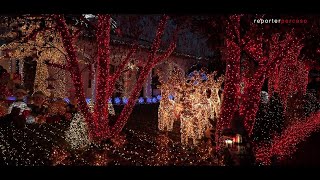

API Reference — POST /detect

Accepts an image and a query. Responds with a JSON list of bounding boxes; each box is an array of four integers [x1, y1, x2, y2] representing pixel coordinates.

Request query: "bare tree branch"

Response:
[[154, 27, 179, 65]]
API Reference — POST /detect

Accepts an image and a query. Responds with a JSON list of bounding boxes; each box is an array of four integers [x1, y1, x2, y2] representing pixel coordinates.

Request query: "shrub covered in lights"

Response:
[[64, 98, 70, 103], [114, 97, 121, 105], [7, 96, 16, 101], [138, 97, 145, 104], [146, 98, 152, 104], [252, 101, 269, 143], [152, 97, 158, 103], [122, 97, 128, 104], [267, 93, 285, 136], [252, 93, 285, 143]]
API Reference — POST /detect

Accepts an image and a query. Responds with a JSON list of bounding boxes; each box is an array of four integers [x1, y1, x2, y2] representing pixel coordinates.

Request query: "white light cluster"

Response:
[[65, 112, 91, 150], [156, 66, 224, 146]]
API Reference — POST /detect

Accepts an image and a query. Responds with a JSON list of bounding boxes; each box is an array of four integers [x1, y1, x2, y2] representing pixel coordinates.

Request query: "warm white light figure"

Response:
[[65, 100, 115, 150], [156, 66, 224, 146]]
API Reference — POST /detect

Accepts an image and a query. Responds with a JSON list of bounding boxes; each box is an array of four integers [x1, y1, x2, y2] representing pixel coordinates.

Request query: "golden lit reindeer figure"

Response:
[[189, 71, 210, 141], [171, 68, 185, 120], [206, 72, 224, 121], [65, 100, 115, 150], [156, 69, 176, 132], [158, 83, 176, 131], [179, 82, 198, 146]]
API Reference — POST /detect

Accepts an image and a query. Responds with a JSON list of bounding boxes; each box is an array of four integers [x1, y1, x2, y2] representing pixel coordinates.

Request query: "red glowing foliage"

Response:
[[217, 39, 240, 130], [242, 32, 304, 136], [255, 112, 320, 165], [243, 36, 263, 61], [269, 53, 309, 111], [206, 15, 318, 165], [214, 15, 308, 152]]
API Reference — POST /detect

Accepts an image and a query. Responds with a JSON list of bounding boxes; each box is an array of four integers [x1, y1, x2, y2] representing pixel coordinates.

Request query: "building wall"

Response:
[[1, 47, 207, 99]]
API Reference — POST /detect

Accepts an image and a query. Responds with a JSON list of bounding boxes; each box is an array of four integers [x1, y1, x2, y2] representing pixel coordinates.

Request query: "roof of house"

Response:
[[110, 16, 214, 60], [0, 15, 215, 61]]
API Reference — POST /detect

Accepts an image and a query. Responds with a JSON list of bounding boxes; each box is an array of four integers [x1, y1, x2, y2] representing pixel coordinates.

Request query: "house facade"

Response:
[[0, 15, 215, 102]]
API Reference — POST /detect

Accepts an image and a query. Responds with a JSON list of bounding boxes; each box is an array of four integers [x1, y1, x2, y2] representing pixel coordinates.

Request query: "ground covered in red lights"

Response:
[[1, 103, 320, 166], [0, 104, 220, 166]]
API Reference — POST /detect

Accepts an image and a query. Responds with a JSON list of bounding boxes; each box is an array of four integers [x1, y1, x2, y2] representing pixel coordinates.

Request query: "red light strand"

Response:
[[111, 45, 138, 84]]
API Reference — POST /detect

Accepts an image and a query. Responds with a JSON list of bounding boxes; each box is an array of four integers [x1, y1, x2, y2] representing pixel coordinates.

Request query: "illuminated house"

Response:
[[0, 15, 214, 100]]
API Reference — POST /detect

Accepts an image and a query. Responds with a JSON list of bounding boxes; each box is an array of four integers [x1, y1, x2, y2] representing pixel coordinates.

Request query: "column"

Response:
[[19, 59, 24, 85], [143, 71, 152, 98], [91, 64, 96, 102], [123, 71, 130, 98]]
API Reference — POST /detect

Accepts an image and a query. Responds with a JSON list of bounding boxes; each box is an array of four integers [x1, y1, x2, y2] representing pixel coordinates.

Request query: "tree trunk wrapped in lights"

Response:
[[54, 14, 178, 142], [214, 15, 241, 149], [216, 37, 241, 146], [241, 32, 304, 136], [209, 15, 305, 154], [54, 15, 96, 140], [93, 14, 112, 139]]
